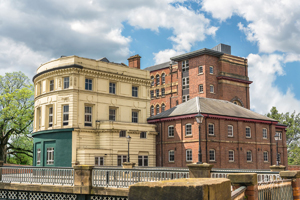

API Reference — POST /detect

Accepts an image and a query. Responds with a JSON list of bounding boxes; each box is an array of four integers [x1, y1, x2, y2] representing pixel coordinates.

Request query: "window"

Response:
[[119, 130, 126, 137], [109, 83, 116, 94], [138, 155, 148, 166], [132, 86, 138, 97], [49, 107, 53, 127], [186, 149, 192, 162], [150, 106, 154, 116], [208, 124, 214, 135], [46, 147, 54, 165], [185, 124, 192, 136], [209, 149, 215, 161], [117, 155, 127, 166], [209, 66, 214, 74], [199, 84, 203, 93], [36, 149, 41, 165], [182, 95, 189, 103], [176, 100, 179, 105], [38, 108, 41, 129], [168, 126, 174, 137], [95, 157, 104, 166], [263, 128, 267, 139], [85, 106, 92, 126], [229, 150, 234, 162], [246, 127, 251, 138], [64, 77, 69, 89], [156, 89, 160, 98], [169, 150, 174, 162], [150, 90, 154, 98], [109, 109, 116, 121], [210, 85, 214, 93], [161, 88, 165, 97], [228, 125, 233, 137], [276, 132, 282, 140], [50, 80, 54, 91], [161, 104, 165, 112], [63, 105, 69, 126], [247, 151, 252, 162], [156, 105, 160, 115], [162, 73, 165, 84], [151, 76, 154, 87], [263, 151, 268, 162], [85, 78, 92, 90], [182, 60, 189, 72], [199, 66, 203, 74], [182, 77, 189, 89], [140, 132, 147, 139], [132, 111, 138, 123], [39, 82, 42, 95], [156, 75, 160, 85]]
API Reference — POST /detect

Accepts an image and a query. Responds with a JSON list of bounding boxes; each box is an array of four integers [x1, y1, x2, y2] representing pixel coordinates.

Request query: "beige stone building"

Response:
[[32, 55, 157, 167]]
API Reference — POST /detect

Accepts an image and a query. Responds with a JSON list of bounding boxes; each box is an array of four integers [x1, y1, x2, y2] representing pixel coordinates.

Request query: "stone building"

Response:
[[145, 44, 252, 116], [147, 97, 288, 169], [32, 55, 157, 167]]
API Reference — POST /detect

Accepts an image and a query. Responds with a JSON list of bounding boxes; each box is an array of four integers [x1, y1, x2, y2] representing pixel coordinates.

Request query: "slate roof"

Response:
[[148, 97, 277, 122], [144, 62, 171, 72]]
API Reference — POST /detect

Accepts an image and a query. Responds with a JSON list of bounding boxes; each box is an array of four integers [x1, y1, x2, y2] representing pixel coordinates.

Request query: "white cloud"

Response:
[[153, 49, 185, 64]]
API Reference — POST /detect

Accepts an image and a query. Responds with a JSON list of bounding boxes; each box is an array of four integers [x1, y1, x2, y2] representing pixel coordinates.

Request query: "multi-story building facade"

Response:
[[145, 44, 252, 116], [148, 97, 288, 170], [32, 55, 157, 167]]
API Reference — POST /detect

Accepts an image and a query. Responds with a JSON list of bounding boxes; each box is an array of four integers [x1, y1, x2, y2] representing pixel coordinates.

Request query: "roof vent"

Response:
[[212, 44, 231, 55]]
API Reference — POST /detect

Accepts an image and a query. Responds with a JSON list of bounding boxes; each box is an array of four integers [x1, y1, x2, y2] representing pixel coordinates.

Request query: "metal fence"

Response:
[[258, 179, 293, 200], [0, 166, 74, 185], [92, 167, 189, 188]]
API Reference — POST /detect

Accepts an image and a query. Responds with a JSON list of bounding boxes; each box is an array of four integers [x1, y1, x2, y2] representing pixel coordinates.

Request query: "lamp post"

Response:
[[126, 135, 131, 162], [274, 133, 280, 166], [195, 113, 204, 164]]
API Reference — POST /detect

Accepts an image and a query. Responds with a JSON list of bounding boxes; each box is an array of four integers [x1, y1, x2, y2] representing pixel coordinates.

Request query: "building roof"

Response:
[[148, 97, 277, 122], [170, 48, 224, 62], [144, 61, 171, 72]]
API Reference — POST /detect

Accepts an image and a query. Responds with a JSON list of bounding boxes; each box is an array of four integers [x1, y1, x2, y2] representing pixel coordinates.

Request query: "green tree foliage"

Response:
[[0, 72, 34, 163], [7, 134, 33, 165], [267, 107, 300, 164]]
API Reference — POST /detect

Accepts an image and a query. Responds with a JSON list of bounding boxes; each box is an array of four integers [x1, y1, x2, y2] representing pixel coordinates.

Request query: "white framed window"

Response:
[[199, 66, 203, 74], [210, 85, 214, 93], [169, 150, 175, 162], [85, 78, 93, 90], [46, 147, 54, 165], [162, 73, 165, 84], [151, 76, 154, 87], [182, 60, 189, 72], [199, 84, 203, 93], [49, 107, 53, 127], [117, 155, 127, 166], [229, 150, 234, 162], [156, 74, 160, 85], [209, 149, 215, 161], [182, 77, 189, 89], [161, 88, 165, 97], [156, 105, 160, 115], [161, 104, 165, 112], [150, 106, 154, 116], [132, 86, 138, 97], [209, 66, 214, 74], [95, 157, 104, 166], [119, 130, 126, 137], [228, 125, 233, 137], [276, 132, 282, 140], [140, 132, 147, 139], [185, 124, 192, 136], [36, 148, 41, 165], [49, 80, 54, 91], [263, 151, 268, 162], [186, 149, 192, 162], [109, 82, 116, 94], [247, 151, 252, 162], [63, 105, 69, 126], [150, 90, 154, 98], [138, 155, 148, 166], [168, 126, 174, 137], [132, 111, 138, 123], [182, 95, 189, 103], [64, 77, 69, 89], [208, 124, 214, 135], [263, 128, 267, 139], [85, 106, 92, 127], [246, 127, 251, 138], [156, 89, 160, 98], [109, 108, 116, 121]]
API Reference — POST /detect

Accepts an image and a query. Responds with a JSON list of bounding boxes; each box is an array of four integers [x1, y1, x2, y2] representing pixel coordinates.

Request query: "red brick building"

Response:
[[147, 97, 288, 170]]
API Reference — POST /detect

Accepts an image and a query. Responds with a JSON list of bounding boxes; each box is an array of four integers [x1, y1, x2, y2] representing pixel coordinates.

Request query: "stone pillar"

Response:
[[122, 162, 135, 169], [280, 171, 300, 200], [227, 173, 258, 200], [270, 165, 286, 172], [187, 163, 213, 178], [73, 165, 94, 194]]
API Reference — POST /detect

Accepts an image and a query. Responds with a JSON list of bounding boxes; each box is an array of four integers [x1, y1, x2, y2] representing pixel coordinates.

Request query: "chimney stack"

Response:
[[128, 54, 141, 69]]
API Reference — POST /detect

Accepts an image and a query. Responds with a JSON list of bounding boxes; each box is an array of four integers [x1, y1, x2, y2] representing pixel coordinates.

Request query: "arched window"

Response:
[[156, 75, 160, 85], [162, 73, 165, 84], [156, 105, 160, 115], [161, 104, 165, 112], [151, 76, 154, 87], [150, 106, 154, 116]]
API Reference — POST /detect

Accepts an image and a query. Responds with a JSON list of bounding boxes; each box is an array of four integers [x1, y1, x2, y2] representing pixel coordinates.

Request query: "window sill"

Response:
[[229, 161, 235, 163], [186, 161, 193, 163], [169, 161, 175, 163], [263, 138, 268, 139], [246, 137, 252, 139], [185, 135, 193, 138], [228, 136, 234, 138], [247, 161, 253, 163], [168, 136, 174, 138], [199, 92, 204, 94], [210, 92, 215, 94], [198, 73, 204, 75], [208, 134, 216, 137], [264, 161, 269, 163]]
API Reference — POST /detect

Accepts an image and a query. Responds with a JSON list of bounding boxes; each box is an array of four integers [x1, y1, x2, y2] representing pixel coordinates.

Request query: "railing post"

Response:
[[227, 173, 258, 200], [0, 160, 3, 181], [280, 170, 300, 200], [73, 165, 94, 194], [187, 163, 213, 178]]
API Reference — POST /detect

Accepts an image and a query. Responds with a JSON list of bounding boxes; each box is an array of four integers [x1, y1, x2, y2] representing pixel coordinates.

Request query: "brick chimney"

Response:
[[128, 54, 141, 69]]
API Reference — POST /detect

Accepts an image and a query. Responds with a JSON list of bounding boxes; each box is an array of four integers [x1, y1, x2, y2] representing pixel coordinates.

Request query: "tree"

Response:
[[0, 72, 34, 162], [7, 134, 33, 165], [267, 107, 300, 165]]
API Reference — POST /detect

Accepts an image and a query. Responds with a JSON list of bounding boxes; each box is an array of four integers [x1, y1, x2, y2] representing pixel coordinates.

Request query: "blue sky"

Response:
[[0, 0, 299, 114]]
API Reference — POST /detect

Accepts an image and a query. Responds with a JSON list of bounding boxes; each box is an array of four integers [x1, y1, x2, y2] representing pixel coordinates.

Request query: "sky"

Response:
[[0, 0, 299, 115]]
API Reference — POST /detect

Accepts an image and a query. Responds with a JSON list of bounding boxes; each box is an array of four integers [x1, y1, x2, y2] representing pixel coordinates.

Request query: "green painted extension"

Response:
[[32, 129, 73, 167]]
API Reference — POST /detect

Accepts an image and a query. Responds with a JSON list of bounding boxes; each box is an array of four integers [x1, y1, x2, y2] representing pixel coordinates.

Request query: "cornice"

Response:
[[217, 76, 253, 84]]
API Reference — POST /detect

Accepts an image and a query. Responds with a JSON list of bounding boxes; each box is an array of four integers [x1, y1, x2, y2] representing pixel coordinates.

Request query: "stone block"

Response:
[[187, 163, 213, 178], [270, 165, 286, 172], [280, 170, 300, 179], [227, 173, 257, 186], [122, 162, 135, 169]]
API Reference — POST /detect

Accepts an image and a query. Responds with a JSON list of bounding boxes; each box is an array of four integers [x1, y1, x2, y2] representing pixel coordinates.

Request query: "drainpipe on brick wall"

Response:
[[205, 115, 208, 163], [169, 63, 173, 109], [269, 124, 273, 165], [161, 121, 163, 167]]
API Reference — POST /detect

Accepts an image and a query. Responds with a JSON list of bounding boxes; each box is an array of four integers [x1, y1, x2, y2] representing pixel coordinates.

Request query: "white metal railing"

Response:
[[0, 167, 74, 185], [92, 168, 189, 188]]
